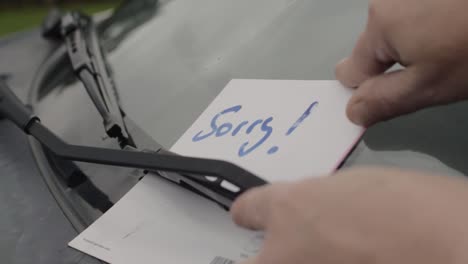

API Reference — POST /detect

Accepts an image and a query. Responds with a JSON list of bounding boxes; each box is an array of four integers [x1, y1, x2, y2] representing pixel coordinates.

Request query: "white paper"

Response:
[[69, 79, 364, 264], [171, 79, 363, 181], [69, 174, 263, 264]]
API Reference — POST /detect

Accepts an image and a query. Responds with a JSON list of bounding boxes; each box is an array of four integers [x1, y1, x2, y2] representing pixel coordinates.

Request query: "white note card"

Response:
[[172, 79, 364, 182], [68, 79, 364, 264]]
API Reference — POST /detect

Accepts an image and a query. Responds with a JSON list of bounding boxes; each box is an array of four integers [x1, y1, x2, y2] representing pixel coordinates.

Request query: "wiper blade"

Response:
[[0, 80, 267, 209], [36, 10, 267, 208], [43, 11, 133, 147]]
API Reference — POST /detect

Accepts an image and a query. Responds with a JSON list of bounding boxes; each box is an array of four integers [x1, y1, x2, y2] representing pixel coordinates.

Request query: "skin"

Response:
[[232, 168, 468, 264], [230, 0, 468, 263], [336, 0, 468, 127]]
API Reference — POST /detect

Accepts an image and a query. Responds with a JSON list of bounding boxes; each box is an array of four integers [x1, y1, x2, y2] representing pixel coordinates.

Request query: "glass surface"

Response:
[[32, 0, 468, 226], [106, 0, 468, 176]]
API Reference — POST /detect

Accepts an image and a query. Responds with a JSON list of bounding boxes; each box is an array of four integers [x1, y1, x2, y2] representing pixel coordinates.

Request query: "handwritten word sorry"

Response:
[[192, 102, 319, 157]]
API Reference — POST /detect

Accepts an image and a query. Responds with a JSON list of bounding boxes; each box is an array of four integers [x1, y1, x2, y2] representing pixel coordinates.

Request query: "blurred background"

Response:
[[0, 0, 120, 37]]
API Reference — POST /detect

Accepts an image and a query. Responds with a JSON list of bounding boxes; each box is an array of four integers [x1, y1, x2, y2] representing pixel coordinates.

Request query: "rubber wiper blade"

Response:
[[0, 80, 268, 209], [44, 11, 134, 148]]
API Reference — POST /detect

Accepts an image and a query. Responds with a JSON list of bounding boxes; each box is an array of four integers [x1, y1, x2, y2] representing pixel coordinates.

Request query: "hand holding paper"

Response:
[[335, 0, 468, 127], [171, 79, 364, 183], [69, 79, 364, 264], [232, 168, 468, 264]]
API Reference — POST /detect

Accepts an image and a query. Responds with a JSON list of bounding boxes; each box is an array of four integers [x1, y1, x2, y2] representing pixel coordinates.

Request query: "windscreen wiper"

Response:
[[0, 80, 267, 208], [36, 10, 268, 208], [43, 10, 133, 148], [38, 10, 269, 209]]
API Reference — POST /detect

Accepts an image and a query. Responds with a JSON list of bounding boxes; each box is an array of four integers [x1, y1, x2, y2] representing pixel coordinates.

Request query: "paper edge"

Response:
[[333, 128, 366, 172]]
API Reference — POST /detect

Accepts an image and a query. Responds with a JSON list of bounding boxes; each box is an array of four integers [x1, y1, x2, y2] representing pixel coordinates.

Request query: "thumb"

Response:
[[231, 184, 284, 230], [347, 67, 437, 126]]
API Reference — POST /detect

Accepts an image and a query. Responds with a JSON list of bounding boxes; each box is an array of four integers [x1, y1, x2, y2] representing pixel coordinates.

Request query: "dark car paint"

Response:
[[0, 2, 166, 263], [2, 0, 468, 263], [0, 31, 102, 263]]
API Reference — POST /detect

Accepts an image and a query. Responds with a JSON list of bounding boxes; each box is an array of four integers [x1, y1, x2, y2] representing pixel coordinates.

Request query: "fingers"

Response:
[[336, 29, 396, 88], [231, 186, 273, 230], [231, 184, 282, 230], [346, 66, 437, 126]]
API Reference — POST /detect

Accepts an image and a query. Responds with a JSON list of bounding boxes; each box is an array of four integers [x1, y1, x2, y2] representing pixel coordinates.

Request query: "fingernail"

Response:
[[337, 58, 348, 67], [335, 57, 363, 88], [335, 58, 350, 84]]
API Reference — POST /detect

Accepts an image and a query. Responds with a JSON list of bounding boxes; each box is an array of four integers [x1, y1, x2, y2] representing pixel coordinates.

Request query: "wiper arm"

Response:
[[43, 11, 133, 147], [0, 80, 267, 208], [37, 10, 266, 208]]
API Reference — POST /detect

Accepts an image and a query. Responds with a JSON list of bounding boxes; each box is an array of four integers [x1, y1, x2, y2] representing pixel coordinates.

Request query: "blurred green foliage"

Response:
[[0, 2, 119, 37]]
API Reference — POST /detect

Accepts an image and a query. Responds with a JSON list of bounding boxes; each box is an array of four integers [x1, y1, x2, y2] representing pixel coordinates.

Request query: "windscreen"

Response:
[[32, 0, 468, 227]]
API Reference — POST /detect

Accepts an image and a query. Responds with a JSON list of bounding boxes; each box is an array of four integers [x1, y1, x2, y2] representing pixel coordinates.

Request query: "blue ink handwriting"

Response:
[[192, 102, 319, 157], [286, 101, 319, 136]]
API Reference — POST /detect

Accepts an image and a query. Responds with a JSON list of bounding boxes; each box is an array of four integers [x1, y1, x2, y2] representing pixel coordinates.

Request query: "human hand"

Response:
[[231, 167, 468, 264], [336, 0, 468, 126]]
